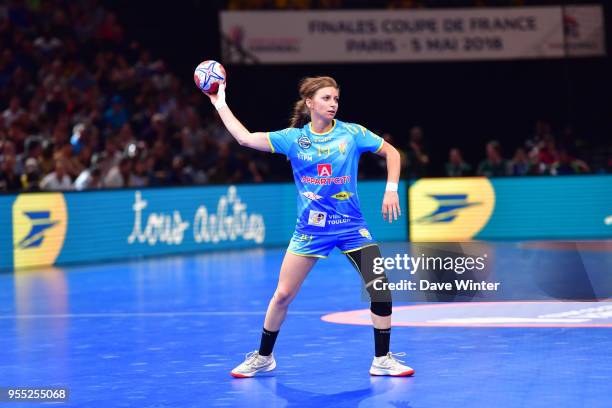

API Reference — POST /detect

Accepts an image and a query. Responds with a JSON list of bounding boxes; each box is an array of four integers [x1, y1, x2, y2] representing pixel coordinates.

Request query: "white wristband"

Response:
[[214, 100, 227, 110], [385, 182, 398, 192]]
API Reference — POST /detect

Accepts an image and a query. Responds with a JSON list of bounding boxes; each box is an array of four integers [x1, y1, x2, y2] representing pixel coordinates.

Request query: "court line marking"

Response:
[[322, 302, 612, 328], [0, 311, 331, 319]]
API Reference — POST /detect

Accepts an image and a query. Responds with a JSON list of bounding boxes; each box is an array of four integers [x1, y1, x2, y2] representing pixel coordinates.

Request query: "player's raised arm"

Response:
[[204, 83, 271, 152]]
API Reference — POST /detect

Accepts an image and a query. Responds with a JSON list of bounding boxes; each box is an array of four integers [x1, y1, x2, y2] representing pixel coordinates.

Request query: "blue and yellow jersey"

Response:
[[267, 119, 384, 235]]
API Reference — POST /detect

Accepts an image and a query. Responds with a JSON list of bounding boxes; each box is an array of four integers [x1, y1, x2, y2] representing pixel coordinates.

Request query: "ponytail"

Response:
[[289, 99, 310, 128]]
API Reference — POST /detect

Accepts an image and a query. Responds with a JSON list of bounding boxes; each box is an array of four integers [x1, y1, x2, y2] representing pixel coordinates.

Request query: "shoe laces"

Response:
[[244, 351, 264, 367], [385, 352, 407, 367]]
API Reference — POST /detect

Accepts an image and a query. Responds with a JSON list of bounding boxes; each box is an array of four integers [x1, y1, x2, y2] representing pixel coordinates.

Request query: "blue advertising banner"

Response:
[[409, 175, 612, 241], [1, 181, 407, 271], [4, 175, 609, 271]]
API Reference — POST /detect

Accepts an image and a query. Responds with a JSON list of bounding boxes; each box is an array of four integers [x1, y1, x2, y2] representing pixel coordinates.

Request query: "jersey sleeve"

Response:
[[353, 124, 384, 154], [267, 128, 300, 155]]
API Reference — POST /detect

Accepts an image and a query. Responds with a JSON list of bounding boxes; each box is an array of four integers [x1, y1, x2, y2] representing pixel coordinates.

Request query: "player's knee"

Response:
[[366, 276, 393, 302], [370, 301, 392, 317], [272, 288, 294, 308]]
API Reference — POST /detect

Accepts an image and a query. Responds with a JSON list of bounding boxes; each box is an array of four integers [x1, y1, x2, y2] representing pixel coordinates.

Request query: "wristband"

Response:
[[385, 182, 398, 192], [214, 100, 227, 110]]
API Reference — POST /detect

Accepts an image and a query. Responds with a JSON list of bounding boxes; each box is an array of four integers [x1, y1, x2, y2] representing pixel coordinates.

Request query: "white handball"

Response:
[[194, 60, 226, 94]]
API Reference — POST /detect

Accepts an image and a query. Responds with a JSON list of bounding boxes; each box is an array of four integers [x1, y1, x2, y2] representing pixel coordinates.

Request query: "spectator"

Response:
[[44, 84, 67, 122], [477, 140, 508, 177], [406, 126, 429, 178], [207, 143, 239, 183], [23, 138, 43, 167], [70, 122, 87, 154], [20, 157, 41, 191], [526, 153, 548, 176], [40, 159, 72, 191], [95, 137, 122, 177], [0, 139, 18, 166], [232, 151, 264, 184], [536, 135, 558, 167], [74, 166, 102, 190], [33, 26, 63, 56], [550, 149, 590, 176], [39, 141, 56, 176], [103, 95, 129, 130], [445, 148, 472, 177], [526, 119, 553, 152], [129, 157, 149, 187], [141, 112, 168, 146], [54, 142, 84, 179], [96, 12, 124, 44], [148, 139, 172, 185], [69, 63, 95, 92], [0, 154, 21, 192], [206, 112, 234, 146], [508, 148, 530, 176], [167, 155, 194, 185], [104, 156, 132, 188], [2, 96, 25, 127]]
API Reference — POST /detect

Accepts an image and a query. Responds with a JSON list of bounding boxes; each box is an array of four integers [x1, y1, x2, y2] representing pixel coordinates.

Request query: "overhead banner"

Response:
[[220, 6, 605, 64]]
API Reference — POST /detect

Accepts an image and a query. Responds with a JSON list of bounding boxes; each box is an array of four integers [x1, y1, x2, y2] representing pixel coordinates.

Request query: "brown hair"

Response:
[[289, 76, 339, 128]]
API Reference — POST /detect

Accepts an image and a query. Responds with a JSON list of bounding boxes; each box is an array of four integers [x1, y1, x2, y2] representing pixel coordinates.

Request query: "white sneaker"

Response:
[[230, 351, 276, 378], [369, 352, 415, 377]]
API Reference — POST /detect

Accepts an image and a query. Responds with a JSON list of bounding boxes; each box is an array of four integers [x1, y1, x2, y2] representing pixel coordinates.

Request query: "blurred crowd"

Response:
[[0, 1, 609, 194], [359, 120, 608, 180], [443, 120, 599, 178], [0, 0, 271, 193]]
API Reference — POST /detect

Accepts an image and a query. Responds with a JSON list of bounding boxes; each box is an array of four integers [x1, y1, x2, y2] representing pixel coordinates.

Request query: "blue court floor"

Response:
[[0, 242, 611, 407]]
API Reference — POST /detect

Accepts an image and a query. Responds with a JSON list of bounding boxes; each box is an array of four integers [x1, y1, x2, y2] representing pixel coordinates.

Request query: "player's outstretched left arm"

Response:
[[376, 141, 401, 223], [204, 83, 272, 152]]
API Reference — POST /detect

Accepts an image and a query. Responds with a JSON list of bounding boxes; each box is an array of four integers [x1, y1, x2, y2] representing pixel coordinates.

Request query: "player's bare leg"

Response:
[[264, 253, 318, 331], [231, 253, 318, 378]]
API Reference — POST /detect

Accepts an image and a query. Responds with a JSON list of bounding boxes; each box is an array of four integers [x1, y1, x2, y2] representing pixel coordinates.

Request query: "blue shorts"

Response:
[[287, 227, 377, 258]]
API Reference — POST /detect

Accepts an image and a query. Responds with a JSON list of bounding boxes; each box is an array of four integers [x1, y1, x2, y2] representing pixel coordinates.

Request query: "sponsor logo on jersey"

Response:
[[410, 178, 495, 241], [308, 210, 327, 227], [297, 152, 313, 161], [301, 176, 351, 185], [314, 136, 332, 143], [328, 214, 351, 225], [13, 193, 68, 269], [317, 164, 332, 177], [298, 135, 312, 150], [302, 191, 322, 201], [316, 145, 331, 158], [359, 228, 372, 240], [331, 191, 353, 201], [294, 233, 313, 243]]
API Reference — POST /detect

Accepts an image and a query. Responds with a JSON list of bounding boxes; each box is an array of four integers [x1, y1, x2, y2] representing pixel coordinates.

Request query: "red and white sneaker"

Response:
[[230, 351, 276, 378], [369, 352, 415, 377]]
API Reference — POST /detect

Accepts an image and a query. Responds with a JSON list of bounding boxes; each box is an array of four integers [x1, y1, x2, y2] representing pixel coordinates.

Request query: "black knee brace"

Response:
[[345, 245, 392, 317], [370, 301, 392, 317]]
